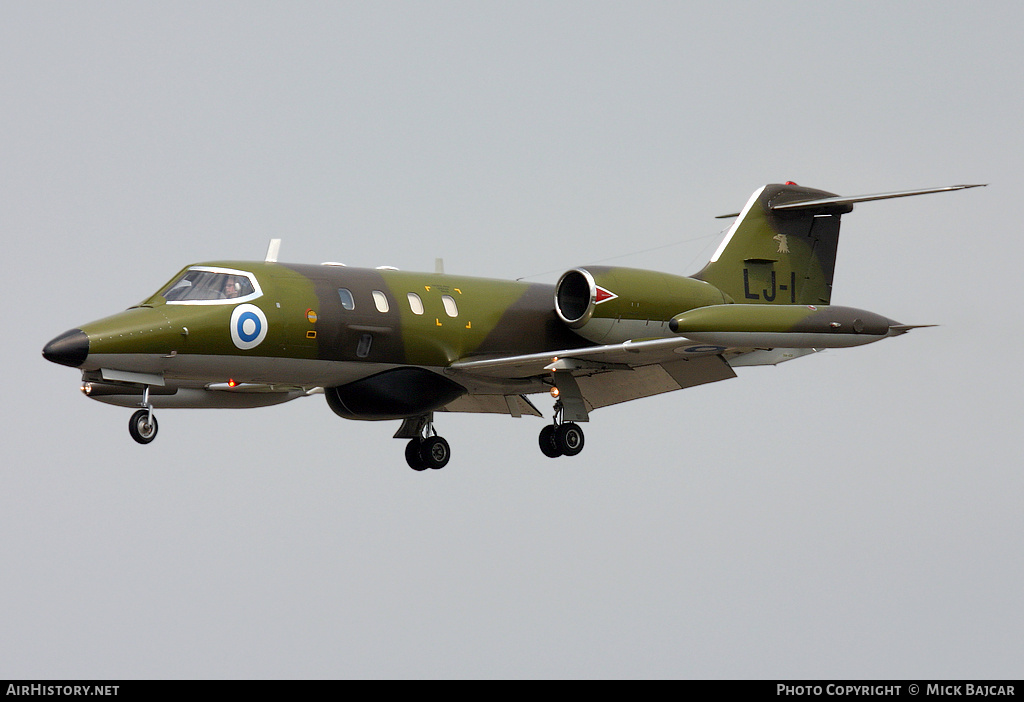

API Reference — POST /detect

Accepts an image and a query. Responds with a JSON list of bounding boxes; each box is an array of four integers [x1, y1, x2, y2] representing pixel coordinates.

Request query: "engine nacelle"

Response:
[[668, 304, 898, 348], [554, 266, 731, 344]]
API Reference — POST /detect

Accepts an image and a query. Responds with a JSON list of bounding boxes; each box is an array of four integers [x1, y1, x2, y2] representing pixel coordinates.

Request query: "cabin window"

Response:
[[337, 288, 355, 310], [372, 290, 390, 313], [441, 295, 459, 318], [162, 267, 260, 304], [407, 292, 424, 315]]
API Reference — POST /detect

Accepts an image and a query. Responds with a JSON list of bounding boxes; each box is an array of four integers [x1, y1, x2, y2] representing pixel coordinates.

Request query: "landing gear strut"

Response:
[[128, 386, 158, 444], [397, 414, 451, 471], [538, 400, 585, 458]]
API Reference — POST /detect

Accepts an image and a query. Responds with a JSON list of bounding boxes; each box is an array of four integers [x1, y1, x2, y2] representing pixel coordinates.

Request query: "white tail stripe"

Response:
[[709, 186, 766, 263]]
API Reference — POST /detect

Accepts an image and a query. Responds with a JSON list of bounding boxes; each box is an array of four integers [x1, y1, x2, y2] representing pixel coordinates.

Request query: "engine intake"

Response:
[[554, 269, 597, 328]]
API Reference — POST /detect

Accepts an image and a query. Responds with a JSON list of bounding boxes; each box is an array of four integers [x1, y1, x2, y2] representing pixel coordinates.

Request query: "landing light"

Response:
[[550, 387, 560, 399]]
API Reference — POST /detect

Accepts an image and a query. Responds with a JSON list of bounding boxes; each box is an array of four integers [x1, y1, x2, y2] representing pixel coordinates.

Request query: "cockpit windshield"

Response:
[[162, 267, 260, 304]]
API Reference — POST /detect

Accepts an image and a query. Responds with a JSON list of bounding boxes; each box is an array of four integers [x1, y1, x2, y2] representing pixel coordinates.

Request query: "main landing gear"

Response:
[[396, 415, 451, 471], [405, 435, 451, 471], [538, 400, 585, 458], [128, 386, 158, 444]]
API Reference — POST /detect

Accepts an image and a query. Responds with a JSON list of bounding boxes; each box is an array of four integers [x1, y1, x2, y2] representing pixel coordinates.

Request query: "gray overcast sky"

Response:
[[3, 1, 1021, 679]]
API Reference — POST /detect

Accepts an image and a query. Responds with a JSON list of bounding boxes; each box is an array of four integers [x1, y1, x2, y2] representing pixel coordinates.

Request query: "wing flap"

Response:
[[440, 394, 543, 417], [574, 356, 736, 410]]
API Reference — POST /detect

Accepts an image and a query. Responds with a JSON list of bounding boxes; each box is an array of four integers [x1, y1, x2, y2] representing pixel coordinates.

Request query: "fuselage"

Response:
[[44, 261, 592, 393], [43, 259, 900, 407]]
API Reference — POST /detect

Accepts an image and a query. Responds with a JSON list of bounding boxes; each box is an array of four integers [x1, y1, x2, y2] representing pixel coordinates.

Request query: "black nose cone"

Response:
[[43, 329, 89, 368]]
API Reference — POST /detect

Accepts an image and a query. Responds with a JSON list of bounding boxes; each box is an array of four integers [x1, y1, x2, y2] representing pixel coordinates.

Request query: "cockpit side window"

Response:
[[162, 267, 260, 304]]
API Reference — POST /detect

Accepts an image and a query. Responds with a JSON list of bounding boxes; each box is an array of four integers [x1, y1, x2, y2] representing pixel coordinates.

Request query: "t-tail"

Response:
[[692, 182, 985, 305]]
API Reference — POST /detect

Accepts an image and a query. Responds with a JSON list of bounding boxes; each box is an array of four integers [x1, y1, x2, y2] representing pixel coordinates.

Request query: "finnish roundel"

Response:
[[230, 304, 268, 350]]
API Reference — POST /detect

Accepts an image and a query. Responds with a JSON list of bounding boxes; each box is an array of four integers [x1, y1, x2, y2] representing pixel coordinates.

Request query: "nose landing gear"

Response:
[[128, 386, 158, 444]]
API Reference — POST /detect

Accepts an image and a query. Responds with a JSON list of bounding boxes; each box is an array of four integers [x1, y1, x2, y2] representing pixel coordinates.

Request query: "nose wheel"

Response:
[[539, 400, 585, 458], [128, 386, 158, 444], [128, 409, 158, 444]]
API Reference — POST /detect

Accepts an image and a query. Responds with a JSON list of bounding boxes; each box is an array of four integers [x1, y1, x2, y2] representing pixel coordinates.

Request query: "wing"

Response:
[[447, 338, 744, 413]]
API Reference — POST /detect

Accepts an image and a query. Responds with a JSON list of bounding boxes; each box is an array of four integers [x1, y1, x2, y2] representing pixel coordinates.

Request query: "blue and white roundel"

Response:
[[230, 304, 268, 350]]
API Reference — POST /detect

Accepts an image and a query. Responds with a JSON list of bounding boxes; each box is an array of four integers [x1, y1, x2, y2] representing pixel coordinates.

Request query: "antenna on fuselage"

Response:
[[265, 239, 281, 263], [435, 258, 445, 274]]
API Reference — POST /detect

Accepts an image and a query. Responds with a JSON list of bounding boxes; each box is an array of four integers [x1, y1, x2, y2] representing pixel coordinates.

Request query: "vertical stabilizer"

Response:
[[693, 184, 850, 305]]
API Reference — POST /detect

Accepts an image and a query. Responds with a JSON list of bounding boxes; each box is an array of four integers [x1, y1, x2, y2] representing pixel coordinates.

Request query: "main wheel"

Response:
[[539, 425, 563, 458], [419, 436, 450, 470], [555, 422, 584, 456], [405, 439, 428, 471], [128, 409, 158, 444]]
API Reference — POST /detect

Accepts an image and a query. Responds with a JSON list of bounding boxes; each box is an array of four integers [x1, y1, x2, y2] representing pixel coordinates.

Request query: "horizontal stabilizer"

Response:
[[770, 184, 986, 212], [715, 183, 986, 218]]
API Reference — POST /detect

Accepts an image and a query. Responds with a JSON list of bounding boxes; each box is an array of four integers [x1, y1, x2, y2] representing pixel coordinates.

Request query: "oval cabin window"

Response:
[[407, 293, 424, 315], [441, 295, 459, 318]]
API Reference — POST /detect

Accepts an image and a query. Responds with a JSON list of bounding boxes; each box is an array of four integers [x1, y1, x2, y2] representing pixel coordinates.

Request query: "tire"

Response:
[[539, 425, 562, 458], [418, 436, 450, 469], [420, 436, 451, 470], [128, 409, 158, 445], [555, 422, 584, 456], [405, 439, 428, 471]]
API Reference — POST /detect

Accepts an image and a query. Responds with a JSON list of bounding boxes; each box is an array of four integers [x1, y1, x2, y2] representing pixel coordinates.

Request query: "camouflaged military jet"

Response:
[[43, 182, 981, 470]]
